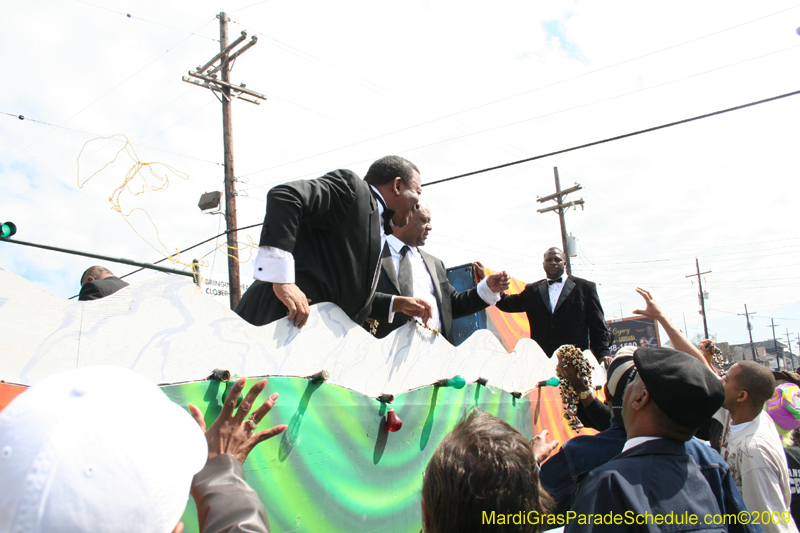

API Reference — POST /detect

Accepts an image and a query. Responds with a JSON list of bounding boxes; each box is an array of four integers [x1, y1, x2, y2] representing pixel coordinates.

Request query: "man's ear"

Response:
[[171, 522, 184, 533], [737, 390, 749, 405], [392, 176, 403, 196], [633, 388, 650, 410]]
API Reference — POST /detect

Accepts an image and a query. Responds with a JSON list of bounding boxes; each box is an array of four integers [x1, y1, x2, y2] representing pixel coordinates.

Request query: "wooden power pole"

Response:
[[537, 167, 584, 275], [738, 304, 757, 361], [769, 318, 782, 371], [182, 12, 266, 310], [685, 258, 711, 340]]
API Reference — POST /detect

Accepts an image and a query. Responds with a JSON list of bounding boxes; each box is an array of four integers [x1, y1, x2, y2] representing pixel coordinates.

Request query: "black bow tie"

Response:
[[382, 208, 395, 235], [371, 188, 394, 235], [547, 277, 562, 286]]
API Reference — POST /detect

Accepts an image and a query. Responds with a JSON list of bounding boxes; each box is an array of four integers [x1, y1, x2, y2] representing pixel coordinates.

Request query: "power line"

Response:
[[230, 0, 275, 13], [0, 17, 218, 169], [0, 111, 222, 166], [72, 0, 218, 41], [422, 87, 800, 187], [236, 6, 800, 185], [117, 223, 262, 280]]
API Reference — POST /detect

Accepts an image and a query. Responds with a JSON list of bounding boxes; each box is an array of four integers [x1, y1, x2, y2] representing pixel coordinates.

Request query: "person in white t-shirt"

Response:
[[716, 361, 796, 533]]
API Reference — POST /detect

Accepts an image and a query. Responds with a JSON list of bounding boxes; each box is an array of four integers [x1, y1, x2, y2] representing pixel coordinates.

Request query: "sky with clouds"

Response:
[[2, 0, 799, 352]]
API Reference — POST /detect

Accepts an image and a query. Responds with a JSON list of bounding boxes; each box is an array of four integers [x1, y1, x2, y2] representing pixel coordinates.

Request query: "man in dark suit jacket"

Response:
[[78, 265, 130, 301], [496, 247, 612, 362], [235, 156, 431, 328], [366, 205, 509, 343]]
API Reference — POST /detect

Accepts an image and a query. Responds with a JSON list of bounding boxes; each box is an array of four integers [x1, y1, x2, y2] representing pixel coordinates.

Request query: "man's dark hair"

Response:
[[81, 265, 113, 286], [364, 155, 419, 186], [422, 410, 552, 533], [543, 247, 564, 259], [735, 361, 777, 409]]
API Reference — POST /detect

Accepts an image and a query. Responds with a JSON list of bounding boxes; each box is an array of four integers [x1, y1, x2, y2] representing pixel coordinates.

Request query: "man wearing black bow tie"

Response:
[[496, 247, 612, 363], [235, 156, 429, 328]]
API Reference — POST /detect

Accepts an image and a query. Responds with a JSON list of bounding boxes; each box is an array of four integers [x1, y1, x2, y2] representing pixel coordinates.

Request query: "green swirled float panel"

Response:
[[164, 378, 532, 533]]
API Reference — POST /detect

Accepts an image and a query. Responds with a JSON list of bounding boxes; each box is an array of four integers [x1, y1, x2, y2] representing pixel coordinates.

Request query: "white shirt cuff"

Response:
[[388, 295, 397, 323], [253, 246, 295, 283], [477, 278, 501, 305]]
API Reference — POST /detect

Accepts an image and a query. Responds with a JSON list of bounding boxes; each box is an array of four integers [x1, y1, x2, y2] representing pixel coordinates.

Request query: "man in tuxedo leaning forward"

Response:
[[235, 155, 431, 328], [366, 205, 509, 343], [496, 247, 612, 363]]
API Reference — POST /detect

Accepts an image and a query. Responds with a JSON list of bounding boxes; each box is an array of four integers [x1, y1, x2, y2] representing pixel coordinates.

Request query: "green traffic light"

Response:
[[0, 222, 16, 238]]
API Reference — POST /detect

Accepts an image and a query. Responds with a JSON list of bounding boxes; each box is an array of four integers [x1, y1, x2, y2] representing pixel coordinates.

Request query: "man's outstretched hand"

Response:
[[531, 429, 559, 465], [486, 270, 510, 293], [189, 378, 288, 464]]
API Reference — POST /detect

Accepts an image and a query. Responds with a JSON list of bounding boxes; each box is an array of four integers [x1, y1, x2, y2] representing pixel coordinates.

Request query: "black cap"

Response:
[[634, 347, 724, 429]]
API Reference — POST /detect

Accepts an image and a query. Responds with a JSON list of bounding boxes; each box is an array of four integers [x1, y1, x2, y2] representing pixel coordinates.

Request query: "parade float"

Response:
[[0, 267, 605, 533]]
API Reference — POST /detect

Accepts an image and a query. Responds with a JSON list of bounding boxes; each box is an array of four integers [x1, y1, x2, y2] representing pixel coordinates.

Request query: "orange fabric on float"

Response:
[[485, 268, 598, 439]]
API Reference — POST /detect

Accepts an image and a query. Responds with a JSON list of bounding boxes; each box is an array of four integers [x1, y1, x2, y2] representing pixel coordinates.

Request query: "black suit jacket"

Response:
[[366, 246, 489, 343], [78, 276, 129, 301], [235, 169, 382, 326], [496, 275, 611, 360]]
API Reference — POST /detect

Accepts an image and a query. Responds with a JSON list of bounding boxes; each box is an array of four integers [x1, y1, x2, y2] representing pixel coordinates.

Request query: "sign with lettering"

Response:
[[607, 316, 660, 356]]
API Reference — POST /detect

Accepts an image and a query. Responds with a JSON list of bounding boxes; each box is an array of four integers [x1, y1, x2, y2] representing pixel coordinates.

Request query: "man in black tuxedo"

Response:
[[366, 205, 509, 343], [235, 156, 431, 328], [78, 265, 129, 301], [496, 247, 612, 363]]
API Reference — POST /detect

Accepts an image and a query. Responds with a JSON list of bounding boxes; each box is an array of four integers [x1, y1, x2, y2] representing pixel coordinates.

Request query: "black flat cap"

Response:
[[634, 347, 725, 429]]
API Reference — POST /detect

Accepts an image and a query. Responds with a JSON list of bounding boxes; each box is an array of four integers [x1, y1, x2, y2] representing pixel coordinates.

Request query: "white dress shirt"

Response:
[[547, 272, 569, 313], [622, 435, 662, 452], [384, 235, 500, 328], [252, 185, 388, 283]]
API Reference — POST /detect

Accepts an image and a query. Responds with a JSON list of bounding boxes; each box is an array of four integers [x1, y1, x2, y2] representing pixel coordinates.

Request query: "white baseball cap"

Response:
[[0, 366, 208, 533]]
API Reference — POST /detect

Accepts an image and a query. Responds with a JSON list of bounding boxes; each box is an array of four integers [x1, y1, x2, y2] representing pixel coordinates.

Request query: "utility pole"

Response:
[[786, 329, 796, 371], [182, 12, 266, 310], [738, 305, 757, 362], [768, 319, 781, 371], [685, 258, 710, 339], [536, 167, 584, 275], [796, 334, 800, 368]]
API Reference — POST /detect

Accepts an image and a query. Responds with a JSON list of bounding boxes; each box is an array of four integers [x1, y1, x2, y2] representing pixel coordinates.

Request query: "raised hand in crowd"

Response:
[[189, 378, 288, 533], [190, 377, 288, 463], [531, 429, 560, 465], [632, 287, 709, 369]]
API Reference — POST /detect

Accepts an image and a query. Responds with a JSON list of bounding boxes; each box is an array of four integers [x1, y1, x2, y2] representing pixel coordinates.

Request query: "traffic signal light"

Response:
[[1, 222, 16, 238]]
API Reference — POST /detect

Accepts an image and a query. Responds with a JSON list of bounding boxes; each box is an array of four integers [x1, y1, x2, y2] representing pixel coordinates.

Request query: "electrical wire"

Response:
[[422, 87, 800, 187], [0, 17, 218, 169], [236, 5, 800, 185], [72, 0, 218, 41], [0, 111, 221, 166]]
